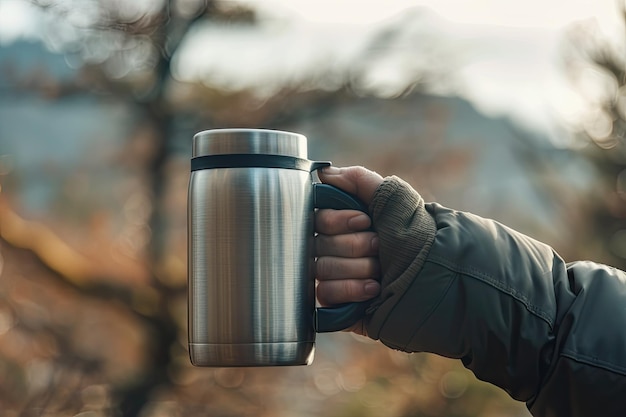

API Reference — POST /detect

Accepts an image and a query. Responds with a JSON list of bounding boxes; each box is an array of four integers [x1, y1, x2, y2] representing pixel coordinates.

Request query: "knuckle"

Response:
[[342, 280, 361, 301], [349, 232, 376, 257], [319, 280, 362, 305], [350, 165, 369, 179], [316, 257, 334, 279], [351, 233, 370, 257], [315, 209, 333, 232], [348, 234, 361, 257], [314, 234, 330, 257], [317, 281, 345, 305], [316, 209, 348, 235]]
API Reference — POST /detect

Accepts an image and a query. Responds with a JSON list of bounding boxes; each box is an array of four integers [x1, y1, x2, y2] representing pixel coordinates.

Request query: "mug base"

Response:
[[189, 341, 315, 367]]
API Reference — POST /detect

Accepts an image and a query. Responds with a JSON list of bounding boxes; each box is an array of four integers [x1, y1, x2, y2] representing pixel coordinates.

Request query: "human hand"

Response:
[[315, 166, 385, 336]]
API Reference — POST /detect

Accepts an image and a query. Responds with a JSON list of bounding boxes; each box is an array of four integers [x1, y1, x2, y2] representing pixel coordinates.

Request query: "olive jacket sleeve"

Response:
[[365, 176, 626, 417]]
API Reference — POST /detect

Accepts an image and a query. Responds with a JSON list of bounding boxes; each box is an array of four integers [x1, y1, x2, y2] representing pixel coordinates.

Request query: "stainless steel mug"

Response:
[[188, 128, 369, 367]]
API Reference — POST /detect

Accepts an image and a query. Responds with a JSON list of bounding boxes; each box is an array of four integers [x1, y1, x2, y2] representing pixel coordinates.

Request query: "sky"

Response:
[[178, 0, 623, 141], [248, 0, 619, 28], [0, 0, 624, 142]]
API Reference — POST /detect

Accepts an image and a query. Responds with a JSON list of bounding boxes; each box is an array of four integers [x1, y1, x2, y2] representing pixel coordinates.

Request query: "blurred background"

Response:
[[0, 0, 625, 416]]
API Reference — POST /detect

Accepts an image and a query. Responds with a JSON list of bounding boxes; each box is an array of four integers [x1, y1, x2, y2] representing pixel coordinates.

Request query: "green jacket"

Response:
[[366, 176, 626, 417]]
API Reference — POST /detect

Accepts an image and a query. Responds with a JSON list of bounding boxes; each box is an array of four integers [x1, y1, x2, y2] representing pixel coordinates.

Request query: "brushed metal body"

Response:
[[188, 129, 317, 366]]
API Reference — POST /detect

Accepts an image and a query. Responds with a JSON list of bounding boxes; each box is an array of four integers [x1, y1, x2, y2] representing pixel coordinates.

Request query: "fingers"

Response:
[[317, 279, 381, 305], [316, 256, 380, 281], [315, 206, 377, 257], [314, 166, 383, 335], [315, 209, 371, 235], [317, 166, 384, 206], [315, 232, 378, 257]]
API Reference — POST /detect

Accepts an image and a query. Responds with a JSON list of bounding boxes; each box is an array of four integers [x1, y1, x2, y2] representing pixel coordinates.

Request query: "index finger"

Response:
[[318, 166, 384, 206], [315, 209, 371, 235]]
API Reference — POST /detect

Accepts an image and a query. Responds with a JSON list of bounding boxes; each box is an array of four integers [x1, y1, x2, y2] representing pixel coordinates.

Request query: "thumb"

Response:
[[318, 166, 384, 206]]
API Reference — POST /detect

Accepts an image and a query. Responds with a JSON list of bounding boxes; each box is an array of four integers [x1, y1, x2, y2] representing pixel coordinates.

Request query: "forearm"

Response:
[[366, 176, 626, 416]]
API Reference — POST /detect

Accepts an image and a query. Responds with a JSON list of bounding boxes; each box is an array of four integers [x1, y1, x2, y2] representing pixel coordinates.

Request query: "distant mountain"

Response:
[[0, 39, 76, 88], [0, 39, 133, 214]]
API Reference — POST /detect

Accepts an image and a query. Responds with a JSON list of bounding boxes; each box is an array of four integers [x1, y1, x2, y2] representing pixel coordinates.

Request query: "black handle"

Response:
[[313, 181, 372, 333], [314, 183, 369, 212]]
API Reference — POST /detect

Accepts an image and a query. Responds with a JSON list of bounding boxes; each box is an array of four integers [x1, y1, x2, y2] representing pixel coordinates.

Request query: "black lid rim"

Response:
[[191, 154, 331, 172]]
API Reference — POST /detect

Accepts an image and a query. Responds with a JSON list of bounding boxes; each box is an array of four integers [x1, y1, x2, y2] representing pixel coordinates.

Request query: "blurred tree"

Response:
[[1, 1, 263, 416], [562, 3, 626, 268]]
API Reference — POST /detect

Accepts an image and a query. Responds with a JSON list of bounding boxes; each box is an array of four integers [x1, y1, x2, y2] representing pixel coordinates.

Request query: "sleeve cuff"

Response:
[[365, 176, 437, 343]]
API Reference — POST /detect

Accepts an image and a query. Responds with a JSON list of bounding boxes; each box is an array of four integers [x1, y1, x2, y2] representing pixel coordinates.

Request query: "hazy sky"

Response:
[[180, 0, 622, 140], [248, 0, 618, 28], [1, 0, 623, 141]]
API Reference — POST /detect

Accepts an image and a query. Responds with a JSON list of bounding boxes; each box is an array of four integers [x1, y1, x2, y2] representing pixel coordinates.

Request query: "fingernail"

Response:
[[347, 213, 371, 230], [322, 166, 341, 175], [364, 281, 380, 296], [370, 236, 379, 251]]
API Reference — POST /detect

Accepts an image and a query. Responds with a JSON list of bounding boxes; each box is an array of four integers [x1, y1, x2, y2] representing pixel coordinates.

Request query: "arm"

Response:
[[316, 168, 626, 417]]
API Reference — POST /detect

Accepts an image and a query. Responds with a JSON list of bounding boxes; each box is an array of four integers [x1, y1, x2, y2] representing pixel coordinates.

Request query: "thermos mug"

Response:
[[188, 128, 369, 367]]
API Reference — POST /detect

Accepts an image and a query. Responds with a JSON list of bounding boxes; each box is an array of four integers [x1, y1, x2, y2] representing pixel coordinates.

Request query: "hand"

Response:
[[315, 166, 385, 335]]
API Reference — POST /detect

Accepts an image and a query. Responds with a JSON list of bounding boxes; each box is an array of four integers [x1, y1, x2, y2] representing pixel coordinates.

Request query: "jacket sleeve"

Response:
[[365, 176, 626, 417]]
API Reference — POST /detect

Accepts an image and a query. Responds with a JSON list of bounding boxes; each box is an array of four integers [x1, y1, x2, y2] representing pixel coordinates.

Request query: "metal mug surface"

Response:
[[188, 128, 368, 367]]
